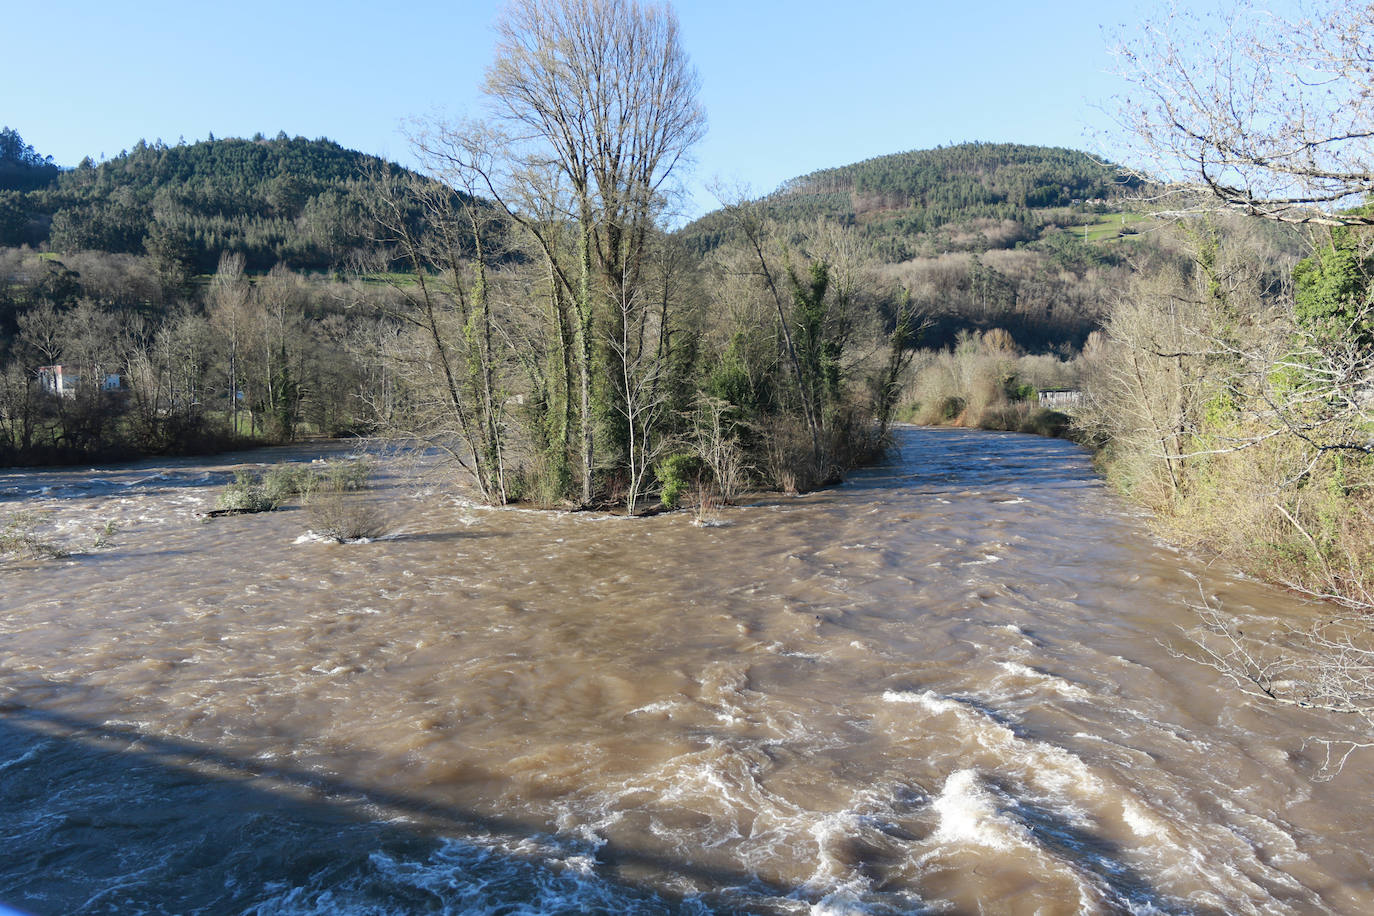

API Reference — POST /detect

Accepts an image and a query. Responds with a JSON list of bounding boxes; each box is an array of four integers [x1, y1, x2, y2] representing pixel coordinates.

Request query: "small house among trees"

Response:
[[1037, 387, 1081, 410], [37, 365, 122, 397]]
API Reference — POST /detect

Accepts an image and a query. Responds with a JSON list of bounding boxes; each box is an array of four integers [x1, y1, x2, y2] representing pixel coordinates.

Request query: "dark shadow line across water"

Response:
[[0, 698, 820, 915], [0, 671, 1197, 916]]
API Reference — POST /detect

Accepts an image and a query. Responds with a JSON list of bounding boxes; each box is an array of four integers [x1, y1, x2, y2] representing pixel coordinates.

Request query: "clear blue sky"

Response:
[[6, 0, 1156, 220]]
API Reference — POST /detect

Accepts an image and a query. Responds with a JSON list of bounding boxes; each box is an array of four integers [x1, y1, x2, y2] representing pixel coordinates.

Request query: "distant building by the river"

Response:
[[1038, 388, 1082, 410], [37, 364, 122, 397]]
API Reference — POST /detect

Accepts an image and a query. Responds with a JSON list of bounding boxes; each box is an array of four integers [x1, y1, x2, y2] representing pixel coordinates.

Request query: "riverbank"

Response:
[[0, 423, 340, 471]]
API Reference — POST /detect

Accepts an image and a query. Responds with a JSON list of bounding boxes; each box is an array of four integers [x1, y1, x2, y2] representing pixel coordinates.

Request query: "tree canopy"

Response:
[[4, 134, 433, 271], [0, 127, 59, 193]]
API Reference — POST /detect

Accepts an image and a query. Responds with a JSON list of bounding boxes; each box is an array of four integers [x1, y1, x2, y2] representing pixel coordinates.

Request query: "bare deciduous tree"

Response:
[[1170, 589, 1374, 776], [207, 252, 250, 435], [482, 0, 705, 505], [361, 168, 513, 504], [690, 395, 751, 506], [611, 283, 668, 515], [1115, 0, 1374, 225]]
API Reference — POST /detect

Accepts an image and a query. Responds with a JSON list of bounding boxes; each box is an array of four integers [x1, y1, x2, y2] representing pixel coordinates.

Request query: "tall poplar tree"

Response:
[[482, 0, 705, 505]]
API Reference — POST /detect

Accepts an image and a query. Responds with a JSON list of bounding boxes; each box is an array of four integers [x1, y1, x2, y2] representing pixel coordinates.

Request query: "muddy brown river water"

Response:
[[1, 427, 1371, 914]]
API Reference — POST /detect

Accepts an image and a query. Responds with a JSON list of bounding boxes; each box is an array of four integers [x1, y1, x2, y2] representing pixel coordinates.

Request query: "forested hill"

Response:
[[680, 142, 1139, 262], [679, 142, 1151, 352], [780, 142, 1126, 214], [1, 133, 421, 273]]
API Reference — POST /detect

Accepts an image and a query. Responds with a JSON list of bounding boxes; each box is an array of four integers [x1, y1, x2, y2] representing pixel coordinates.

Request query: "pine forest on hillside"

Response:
[[0, 133, 436, 274]]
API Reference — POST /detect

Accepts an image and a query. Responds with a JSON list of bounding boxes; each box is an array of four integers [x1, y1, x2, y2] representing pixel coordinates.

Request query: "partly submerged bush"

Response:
[[511, 452, 575, 509], [692, 483, 725, 527], [0, 511, 69, 559], [306, 492, 389, 542], [261, 463, 316, 505], [215, 459, 373, 515], [90, 519, 119, 549], [320, 458, 372, 492], [1018, 407, 1071, 438], [299, 458, 385, 541], [215, 470, 281, 514], [657, 452, 706, 509]]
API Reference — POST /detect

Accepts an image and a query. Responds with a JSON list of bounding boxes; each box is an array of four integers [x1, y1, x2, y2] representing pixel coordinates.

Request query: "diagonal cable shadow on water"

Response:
[[0, 689, 826, 915], [0, 685, 1207, 916]]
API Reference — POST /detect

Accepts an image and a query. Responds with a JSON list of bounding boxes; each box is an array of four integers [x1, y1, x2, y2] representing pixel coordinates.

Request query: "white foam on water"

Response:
[[0, 742, 46, 774], [294, 530, 398, 545], [807, 879, 884, 915], [883, 689, 1101, 798], [626, 699, 683, 718], [993, 661, 1093, 700], [885, 690, 1324, 912], [917, 769, 1133, 914], [1210, 793, 1308, 871], [566, 706, 969, 909], [247, 832, 682, 916], [805, 809, 872, 891], [929, 769, 1029, 851], [78, 848, 178, 914], [1121, 797, 1169, 839]]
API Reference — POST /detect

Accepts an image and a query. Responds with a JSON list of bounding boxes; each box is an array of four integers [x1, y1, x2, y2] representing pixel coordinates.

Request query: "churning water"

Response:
[[1, 428, 1371, 914]]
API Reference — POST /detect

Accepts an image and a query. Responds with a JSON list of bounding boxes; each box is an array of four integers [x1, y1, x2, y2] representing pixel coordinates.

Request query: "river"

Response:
[[0, 427, 1370, 914]]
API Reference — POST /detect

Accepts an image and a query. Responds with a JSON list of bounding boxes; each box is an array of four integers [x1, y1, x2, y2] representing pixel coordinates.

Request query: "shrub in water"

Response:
[[321, 458, 372, 492], [215, 470, 280, 514], [261, 463, 316, 505], [307, 492, 388, 542], [656, 452, 705, 509], [218, 459, 372, 516], [0, 511, 69, 559], [1018, 408, 1070, 438]]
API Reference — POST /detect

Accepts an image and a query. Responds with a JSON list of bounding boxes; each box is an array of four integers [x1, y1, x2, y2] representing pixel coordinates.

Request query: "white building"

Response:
[[37, 365, 121, 397], [1038, 388, 1082, 410]]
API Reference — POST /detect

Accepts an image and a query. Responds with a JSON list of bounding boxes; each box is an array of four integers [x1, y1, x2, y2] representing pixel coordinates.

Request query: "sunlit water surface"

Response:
[[1, 428, 1371, 914]]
